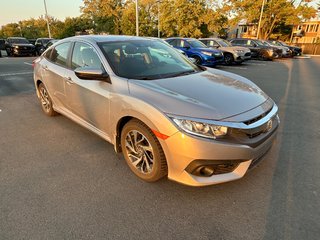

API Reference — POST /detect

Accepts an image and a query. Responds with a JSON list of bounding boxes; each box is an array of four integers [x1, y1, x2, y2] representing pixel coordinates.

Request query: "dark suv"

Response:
[[0, 39, 5, 57], [5, 37, 36, 57], [35, 38, 53, 55], [165, 37, 224, 66], [230, 38, 276, 60]]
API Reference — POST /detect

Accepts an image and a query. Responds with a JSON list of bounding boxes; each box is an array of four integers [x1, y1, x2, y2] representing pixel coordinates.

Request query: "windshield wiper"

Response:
[[163, 70, 197, 78]]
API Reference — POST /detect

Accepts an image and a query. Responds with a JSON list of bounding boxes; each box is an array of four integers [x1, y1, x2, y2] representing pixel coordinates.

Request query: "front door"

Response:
[[65, 41, 111, 134]]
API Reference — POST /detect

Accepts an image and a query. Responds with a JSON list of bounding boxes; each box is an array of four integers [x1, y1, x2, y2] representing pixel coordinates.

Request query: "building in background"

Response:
[[292, 20, 320, 43]]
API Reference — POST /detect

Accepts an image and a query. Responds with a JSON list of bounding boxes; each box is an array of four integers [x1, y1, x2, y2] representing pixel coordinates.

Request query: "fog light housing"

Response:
[[185, 160, 243, 177]]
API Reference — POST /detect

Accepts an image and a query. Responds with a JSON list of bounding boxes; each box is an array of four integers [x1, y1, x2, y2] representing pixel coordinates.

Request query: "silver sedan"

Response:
[[33, 35, 279, 186]]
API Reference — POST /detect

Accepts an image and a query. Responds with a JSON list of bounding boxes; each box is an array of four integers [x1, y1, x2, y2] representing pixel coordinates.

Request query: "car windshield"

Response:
[[255, 40, 265, 46], [42, 39, 52, 44], [269, 41, 281, 46], [99, 40, 202, 80], [261, 41, 271, 46], [217, 39, 232, 47], [9, 38, 29, 44], [187, 40, 207, 48]]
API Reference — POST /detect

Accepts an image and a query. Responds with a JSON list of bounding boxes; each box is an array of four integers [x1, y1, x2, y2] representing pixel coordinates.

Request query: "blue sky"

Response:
[[1, 0, 83, 27]]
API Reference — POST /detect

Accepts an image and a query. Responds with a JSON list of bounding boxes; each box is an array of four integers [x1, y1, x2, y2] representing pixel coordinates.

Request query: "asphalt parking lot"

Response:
[[1, 56, 320, 240]]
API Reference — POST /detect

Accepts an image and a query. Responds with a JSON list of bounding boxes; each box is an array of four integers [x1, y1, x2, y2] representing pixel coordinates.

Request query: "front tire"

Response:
[[192, 55, 202, 65], [224, 53, 234, 65], [38, 83, 58, 116], [121, 119, 167, 182]]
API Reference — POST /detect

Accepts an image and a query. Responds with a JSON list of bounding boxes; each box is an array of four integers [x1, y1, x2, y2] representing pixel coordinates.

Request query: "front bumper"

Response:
[[234, 52, 251, 62], [161, 105, 279, 186], [12, 47, 35, 56], [201, 54, 224, 66]]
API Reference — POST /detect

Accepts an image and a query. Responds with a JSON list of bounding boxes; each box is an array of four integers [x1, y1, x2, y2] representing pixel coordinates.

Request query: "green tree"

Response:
[[160, 0, 206, 37], [81, 0, 125, 34]]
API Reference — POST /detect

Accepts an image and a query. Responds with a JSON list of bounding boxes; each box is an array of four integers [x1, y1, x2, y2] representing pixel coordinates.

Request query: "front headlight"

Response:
[[235, 50, 244, 53], [201, 51, 212, 56], [171, 117, 228, 139], [14, 46, 19, 49]]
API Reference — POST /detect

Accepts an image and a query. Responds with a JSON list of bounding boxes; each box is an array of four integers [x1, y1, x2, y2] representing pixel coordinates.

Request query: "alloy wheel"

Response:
[[124, 130, 154, 174], [39, 86, 51, 113]]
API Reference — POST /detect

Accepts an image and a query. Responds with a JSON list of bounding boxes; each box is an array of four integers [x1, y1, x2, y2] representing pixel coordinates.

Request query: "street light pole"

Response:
[[157, 1, 160, 38], [43, 0, 52, 38], [136, 0, 139, 36], [256, 0, 266, 39]]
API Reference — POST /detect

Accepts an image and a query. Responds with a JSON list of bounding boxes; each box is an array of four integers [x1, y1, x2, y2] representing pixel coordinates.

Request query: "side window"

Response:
[[231, 40, 239, 45], [167, 39, 177, 47], [51, 42, 71, 67], [247, 40, 256, 47], [180, 40, 190, 48], [71, 42, 102, 70], [210, 40, 219, 47]]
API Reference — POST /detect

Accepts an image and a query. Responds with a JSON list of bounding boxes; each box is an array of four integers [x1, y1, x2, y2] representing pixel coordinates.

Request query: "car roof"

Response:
[[166, 37, 197, 41], [199, 38, 222, 40], [7, 37, 27, 39], [62, 35, 154, 44]]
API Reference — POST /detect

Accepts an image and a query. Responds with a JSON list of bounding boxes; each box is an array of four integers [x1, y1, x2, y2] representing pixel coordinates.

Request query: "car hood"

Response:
[[128, 69, 269, 121]]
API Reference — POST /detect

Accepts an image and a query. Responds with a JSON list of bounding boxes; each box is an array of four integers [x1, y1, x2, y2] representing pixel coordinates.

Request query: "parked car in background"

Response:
[[44, 39, 60, 51], [33, 35, 279, 186], [28, 39, 36, 46], [230, 38, 275, 60], [264, 40, 292, 57], [0, 39, 5, 57], [35, 38, 53, 55], [199, 38, 251, 65], [165, 37, 224, 66], [258, 40, 288, 58], [5, 37, 36, 57], [270, 40, 302, 56]]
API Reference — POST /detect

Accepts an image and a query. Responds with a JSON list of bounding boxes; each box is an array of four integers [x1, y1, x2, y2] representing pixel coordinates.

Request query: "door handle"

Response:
[[65, 76, 74, 85]]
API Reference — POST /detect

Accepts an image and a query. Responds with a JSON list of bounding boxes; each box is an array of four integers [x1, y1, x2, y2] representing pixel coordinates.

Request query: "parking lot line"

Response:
[[24, 62, 33, 66], [222, 66, 248, 70], [245, 62, 266, 66], [0, 72, 33, 77]]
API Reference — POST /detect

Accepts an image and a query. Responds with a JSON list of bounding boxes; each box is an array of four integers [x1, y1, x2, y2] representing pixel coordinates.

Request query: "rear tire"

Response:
[[38, 83, 58, 116], [121, 119, 167, 182]]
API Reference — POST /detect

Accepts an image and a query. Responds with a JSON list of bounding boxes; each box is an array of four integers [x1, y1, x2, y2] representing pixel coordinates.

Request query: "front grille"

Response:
[[245, 52, 251, 56], [243, 107, 272, 125]]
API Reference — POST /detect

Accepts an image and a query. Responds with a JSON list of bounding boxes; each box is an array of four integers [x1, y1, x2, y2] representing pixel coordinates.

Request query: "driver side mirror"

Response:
[[75, 67, 111, 83]]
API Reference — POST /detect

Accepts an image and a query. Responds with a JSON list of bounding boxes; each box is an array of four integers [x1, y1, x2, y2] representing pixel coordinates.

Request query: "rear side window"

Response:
[[179, 40, 190, 48], [167, 39, 177, 47], [71, 42, 102, 70], [51, 42, 71, 67]]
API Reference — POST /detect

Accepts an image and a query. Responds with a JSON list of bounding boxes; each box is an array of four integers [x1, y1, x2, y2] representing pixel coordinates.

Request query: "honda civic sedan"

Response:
[[33, 35, 279, 186]]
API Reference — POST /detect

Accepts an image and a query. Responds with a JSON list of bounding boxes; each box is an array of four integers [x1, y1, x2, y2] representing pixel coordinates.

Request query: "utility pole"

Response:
[[136, 0, 139, 36], [256, 0, 266, 39], [43, 0, 52, 38], [157, 1, 160, 38]]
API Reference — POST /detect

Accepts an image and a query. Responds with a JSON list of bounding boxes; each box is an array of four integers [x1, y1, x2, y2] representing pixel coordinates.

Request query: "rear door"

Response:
[[41, 42, 72, 109]]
